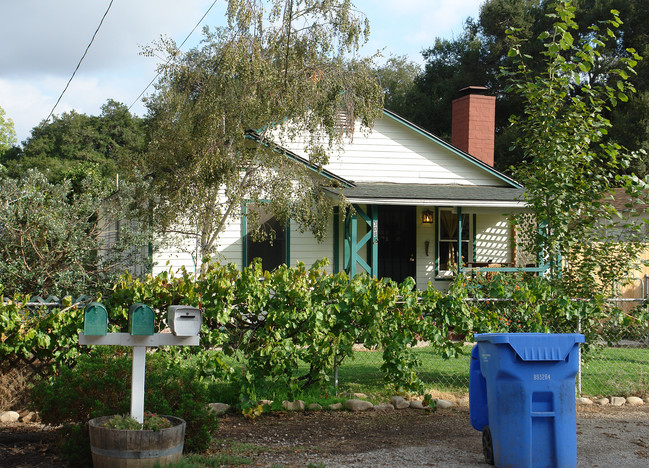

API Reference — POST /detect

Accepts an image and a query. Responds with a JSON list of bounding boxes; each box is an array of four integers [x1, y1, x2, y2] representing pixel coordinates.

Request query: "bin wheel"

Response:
[[482, 426, 494, 465]]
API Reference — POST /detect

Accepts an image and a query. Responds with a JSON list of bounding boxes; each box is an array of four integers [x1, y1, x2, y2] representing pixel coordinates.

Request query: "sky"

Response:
[[0, 0, 484, 144]]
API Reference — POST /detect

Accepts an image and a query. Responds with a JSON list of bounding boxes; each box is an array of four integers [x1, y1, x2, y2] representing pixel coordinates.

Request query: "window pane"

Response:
[[438, 211, 470, 271], [246, 205, 286, 271]]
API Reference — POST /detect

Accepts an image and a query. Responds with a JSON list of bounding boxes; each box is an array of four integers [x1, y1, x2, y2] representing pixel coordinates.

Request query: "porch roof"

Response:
[[326, 182, 526, 208]]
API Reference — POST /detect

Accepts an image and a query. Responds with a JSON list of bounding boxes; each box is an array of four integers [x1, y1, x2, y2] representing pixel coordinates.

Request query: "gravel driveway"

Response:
[[312, 406, 649, 467]]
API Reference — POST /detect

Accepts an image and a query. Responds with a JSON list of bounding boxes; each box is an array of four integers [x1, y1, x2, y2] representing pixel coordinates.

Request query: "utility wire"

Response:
[[128, 0, 219, 111], [43, 0, 115, 125]]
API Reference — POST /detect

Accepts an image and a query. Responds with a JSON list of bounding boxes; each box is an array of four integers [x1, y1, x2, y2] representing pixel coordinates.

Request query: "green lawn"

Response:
[[215, 344, 649, 400]]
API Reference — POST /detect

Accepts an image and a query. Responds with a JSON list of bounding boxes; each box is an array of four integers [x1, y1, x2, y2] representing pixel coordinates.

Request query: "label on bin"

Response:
[[533, 373, 551, 381]]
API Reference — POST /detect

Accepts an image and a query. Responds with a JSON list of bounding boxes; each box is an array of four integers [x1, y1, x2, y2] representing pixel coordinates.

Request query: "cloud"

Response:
[[0, 0, 221, 78]]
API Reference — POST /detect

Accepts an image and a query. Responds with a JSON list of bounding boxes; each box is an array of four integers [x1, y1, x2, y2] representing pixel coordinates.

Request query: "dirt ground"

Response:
[[2, 404, 649, 467]]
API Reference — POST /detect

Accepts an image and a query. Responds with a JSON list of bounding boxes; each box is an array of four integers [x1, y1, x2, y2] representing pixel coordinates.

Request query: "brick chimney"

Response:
[[451, 86, 495, 167]]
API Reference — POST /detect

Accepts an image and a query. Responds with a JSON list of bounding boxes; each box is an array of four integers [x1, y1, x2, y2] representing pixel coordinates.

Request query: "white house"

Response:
[[151, 87, 535, 290]]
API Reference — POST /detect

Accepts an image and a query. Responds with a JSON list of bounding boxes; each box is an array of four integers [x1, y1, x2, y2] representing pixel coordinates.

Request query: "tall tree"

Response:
[[144, 0, 383, 270], [503, 0, 647, 295], [2, 100, 147, 183], [392, 0, 649, 175], [0, 167, 147, 297], [0, 105, 17, 153]]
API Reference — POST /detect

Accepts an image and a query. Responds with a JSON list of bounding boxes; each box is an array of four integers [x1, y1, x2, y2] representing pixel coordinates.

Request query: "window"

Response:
[[245, 204, 286, 271], [438, 210, 470, 272]]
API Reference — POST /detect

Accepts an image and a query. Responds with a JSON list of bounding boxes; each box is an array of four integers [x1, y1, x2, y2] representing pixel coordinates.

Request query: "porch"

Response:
[[329, 183, 541, 287]]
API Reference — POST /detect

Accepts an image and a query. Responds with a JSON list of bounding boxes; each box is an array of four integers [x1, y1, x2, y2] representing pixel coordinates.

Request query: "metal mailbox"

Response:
[[167, 305, 202, 336], [83, 302, 108, 336], [128, 303, 155, 336]]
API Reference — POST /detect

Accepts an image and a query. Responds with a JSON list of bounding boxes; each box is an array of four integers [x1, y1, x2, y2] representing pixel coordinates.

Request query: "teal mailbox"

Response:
[[83, 302, 108, 336], [128, 303, 155, 336]]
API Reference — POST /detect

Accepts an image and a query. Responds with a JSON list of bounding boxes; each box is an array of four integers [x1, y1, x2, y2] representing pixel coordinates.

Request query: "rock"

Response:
[[457, 395, 470, 407], [435, 399, 455, 409], [208, 403, 231, 415], [344, 399, 374, 412], [409, 400, 426, 410], [0, 411, 20, 423], [390, 396, 410, 409], [627, 396, 644, 406], [327, 403, 343, 411], [611, 397, 626, 407], [373, 403, 394, 412], [340, 392, 368, 399], [20, 411, 37, 423], [307, 403, 322, 411], [258, 400, 273, 407], [595, 398, 610, 406], [576, 397, 593, 405], [282, 400, 305, 411]]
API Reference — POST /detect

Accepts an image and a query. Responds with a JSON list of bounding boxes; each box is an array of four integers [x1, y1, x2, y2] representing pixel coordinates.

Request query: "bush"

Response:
[[32, 347, 219, 456]]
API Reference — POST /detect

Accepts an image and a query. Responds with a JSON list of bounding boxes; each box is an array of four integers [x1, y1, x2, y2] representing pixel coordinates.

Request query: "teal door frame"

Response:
[[343, 204, 378, 277]]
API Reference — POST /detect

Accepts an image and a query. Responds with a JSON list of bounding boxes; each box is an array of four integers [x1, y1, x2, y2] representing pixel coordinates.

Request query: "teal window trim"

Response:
[[434, 207, 439, 278], [457, 207, 463, 272], [333, 207, 340, 273], [285, 218, 291, 266], [241, 200, 290, 268], [472, 214, 477, 265], [241, 202, 247, 267]]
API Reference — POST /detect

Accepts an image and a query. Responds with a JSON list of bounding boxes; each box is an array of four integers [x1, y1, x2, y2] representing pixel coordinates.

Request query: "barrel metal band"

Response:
[[91, 443, 183, 459]]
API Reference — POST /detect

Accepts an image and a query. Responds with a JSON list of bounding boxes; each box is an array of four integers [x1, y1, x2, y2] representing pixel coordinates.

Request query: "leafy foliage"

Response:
[[0, 168, 148, 297], [0, 105, 17, 153], [143, 0, 383, 271], [31, 347, 219, 453], [382, 0, 649, 175], [502, 0, 649, 294], [1, 100, 147, 183]]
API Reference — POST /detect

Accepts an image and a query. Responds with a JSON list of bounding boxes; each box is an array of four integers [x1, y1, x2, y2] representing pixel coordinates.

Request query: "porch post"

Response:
[[343, 205, 378, 278], [457, 206, 463, 273], [370, 205, 378, 277], [333, 207, 340, 273]]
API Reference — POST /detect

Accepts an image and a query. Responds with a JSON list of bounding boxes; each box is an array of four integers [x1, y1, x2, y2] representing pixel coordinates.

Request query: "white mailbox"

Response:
[[167, 305, 202, 336]]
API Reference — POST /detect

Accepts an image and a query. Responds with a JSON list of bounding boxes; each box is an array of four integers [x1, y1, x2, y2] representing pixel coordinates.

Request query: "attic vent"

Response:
[[335, 107, 355, 137]]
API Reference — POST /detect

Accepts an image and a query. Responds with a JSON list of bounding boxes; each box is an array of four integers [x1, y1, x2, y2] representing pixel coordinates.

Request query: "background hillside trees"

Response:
[[0, 100, 147, 184], [0, 105, 17, 153], [382, 0, 649, 175]]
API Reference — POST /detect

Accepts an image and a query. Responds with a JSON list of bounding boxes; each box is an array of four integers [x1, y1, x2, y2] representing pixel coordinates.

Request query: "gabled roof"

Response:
[[382, 109, 523, 189]]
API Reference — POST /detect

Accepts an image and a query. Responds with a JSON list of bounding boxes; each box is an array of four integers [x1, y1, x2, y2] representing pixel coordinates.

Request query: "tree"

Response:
[[0, 105, 17, 153], [373, 55, 421, 119], [144, 0, 383, 271], [395, 0, 649, 175], [2, 100, 147, 183], [0, 167, 148, 297], [502, 0, 648, 296]]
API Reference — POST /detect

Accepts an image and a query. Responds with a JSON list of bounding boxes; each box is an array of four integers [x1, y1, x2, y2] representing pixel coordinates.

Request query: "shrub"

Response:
[[32, 347, 219, 455]]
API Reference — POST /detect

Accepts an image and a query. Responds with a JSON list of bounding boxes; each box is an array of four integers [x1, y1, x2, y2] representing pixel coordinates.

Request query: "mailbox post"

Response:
[[80, 304, 202, 423]]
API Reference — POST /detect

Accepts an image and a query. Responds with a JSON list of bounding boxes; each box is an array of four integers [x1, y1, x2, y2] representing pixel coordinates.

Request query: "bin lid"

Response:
[[474, 333, 585, 361]]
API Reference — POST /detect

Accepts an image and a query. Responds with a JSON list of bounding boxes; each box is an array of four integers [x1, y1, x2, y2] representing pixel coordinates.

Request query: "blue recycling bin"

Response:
[[469, 333, 584, 467]]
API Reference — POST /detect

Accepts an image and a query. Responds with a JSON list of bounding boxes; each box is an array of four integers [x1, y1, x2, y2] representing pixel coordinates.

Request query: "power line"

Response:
[[128, 0, 219, 111], [43, 0, 115, 125]]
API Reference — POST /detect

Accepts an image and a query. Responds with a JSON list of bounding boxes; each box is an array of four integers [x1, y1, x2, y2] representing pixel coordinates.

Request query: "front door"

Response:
[[378, 205, 416, 283]]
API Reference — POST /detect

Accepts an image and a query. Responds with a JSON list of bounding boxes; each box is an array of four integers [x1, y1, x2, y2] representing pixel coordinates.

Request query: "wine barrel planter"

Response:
[[88, 415, 186, 467]]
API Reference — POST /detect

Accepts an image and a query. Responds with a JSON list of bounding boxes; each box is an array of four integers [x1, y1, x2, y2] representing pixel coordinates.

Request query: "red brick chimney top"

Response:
[[451, 86, 495, 167]]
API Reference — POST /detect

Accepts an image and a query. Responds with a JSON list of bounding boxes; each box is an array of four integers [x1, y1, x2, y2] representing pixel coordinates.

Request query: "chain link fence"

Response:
[[335, 279, 649, 399]]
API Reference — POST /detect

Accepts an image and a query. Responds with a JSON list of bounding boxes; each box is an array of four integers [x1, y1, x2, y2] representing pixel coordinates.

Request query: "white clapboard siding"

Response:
[[475, 214, 511, 263], [280, 114, 508, 186], [288, 218, 335, 273]]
